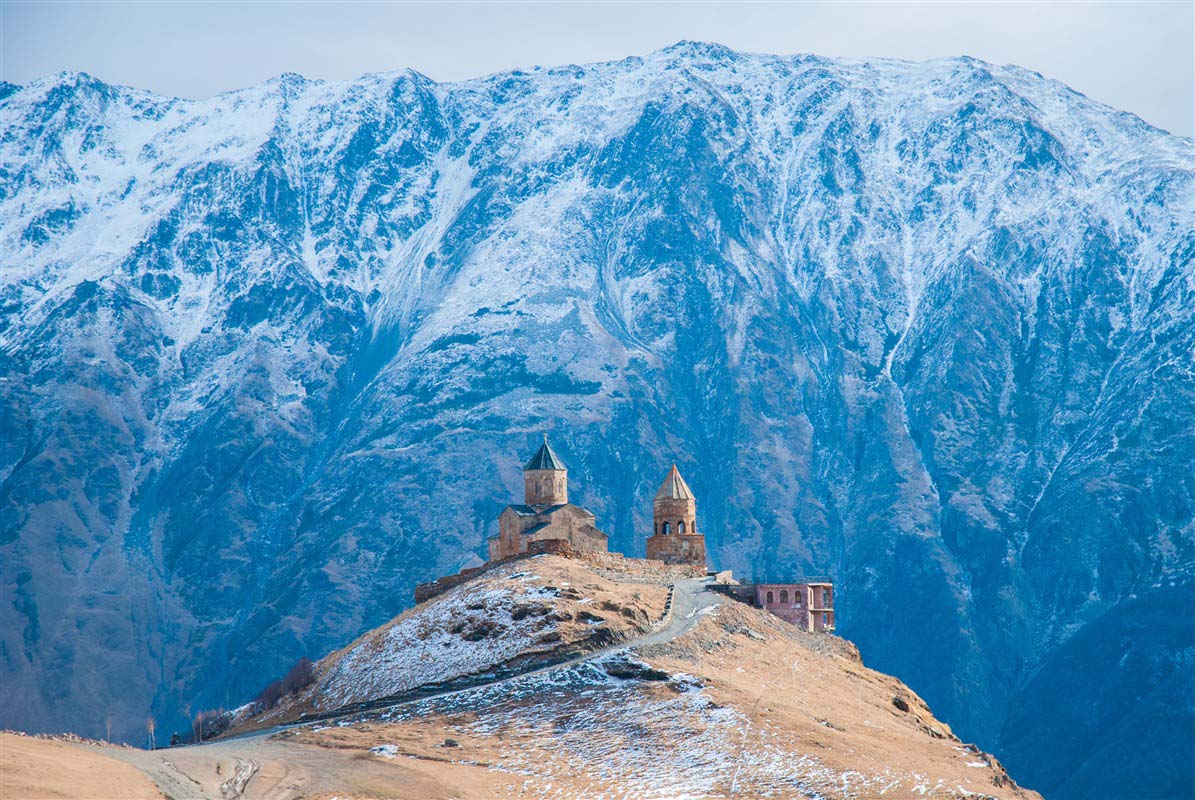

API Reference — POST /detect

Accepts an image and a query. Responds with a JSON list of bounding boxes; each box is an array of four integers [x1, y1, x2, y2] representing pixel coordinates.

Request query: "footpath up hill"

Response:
[[35, 554, 1039, 799]]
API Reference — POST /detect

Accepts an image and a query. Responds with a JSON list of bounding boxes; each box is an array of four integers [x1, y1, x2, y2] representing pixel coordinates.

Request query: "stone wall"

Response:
[[645, 532, 707, 567], [709, 583, 755, 604], [415, 540, 583, 604], [524, 468, 567, 506], [414, 565, 488, 604], [652, 496, 696, 535], [527, 539, 574, 557], [579, 551, 704, 585], [490, 504, 608, 562], [415, 543, 703, 606]]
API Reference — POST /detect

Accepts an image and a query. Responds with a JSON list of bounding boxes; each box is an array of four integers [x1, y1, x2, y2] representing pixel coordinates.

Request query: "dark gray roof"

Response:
[[524, 438, 566, 471], [504, 503, 567, 516], [516, 520, 608, 540]]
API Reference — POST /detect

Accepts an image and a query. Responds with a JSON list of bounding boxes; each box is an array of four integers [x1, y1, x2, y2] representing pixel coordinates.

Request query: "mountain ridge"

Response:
[[1, 42, 1192, 798], [14, 40, 1187, 143]]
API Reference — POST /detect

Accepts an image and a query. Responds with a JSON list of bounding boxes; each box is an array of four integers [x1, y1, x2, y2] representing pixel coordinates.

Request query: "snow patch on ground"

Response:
[[349, 652, 959, 799], [369, 744, 399, 758], [317, 570, 563, 708]]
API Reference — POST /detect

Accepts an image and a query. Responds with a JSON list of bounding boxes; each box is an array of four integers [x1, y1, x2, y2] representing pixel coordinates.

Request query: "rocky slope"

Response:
[[117, 555, 1041, 799], [0, 42, 1192, 797], [240, 551, 675, 730]]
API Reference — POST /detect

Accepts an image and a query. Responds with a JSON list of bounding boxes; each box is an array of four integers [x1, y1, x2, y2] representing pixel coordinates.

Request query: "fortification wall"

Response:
[[414, 565, 487, 604], [414, 540, 579, 604]]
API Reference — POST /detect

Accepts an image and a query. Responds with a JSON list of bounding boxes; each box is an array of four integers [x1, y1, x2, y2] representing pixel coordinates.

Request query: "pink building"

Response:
[[754, 582, 835, 632]]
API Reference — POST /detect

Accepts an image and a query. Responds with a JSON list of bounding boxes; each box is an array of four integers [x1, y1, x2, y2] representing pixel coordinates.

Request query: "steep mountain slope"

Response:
[[1, 43, 1192, 797]]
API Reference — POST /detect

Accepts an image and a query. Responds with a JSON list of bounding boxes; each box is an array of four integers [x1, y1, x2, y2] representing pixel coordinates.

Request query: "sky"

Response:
[[2, 1, 1192, 137]]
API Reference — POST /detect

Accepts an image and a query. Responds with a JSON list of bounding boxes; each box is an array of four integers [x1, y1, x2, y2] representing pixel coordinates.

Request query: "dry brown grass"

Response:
[[54, 556, 1040, 799], [643, 601, 1036, 798], [267, 559, 1039, 799], [230, 555, 669, 734], [0, 733, 164, 800]]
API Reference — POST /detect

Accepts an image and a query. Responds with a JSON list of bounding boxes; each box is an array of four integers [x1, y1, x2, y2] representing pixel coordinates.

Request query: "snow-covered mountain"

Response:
[[1, 42, 1191, 797]]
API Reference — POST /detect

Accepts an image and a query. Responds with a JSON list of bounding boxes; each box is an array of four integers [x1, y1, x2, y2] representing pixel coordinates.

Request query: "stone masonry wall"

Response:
[[645, 532, 707, 568], [578, 551, 704, 585], [653, 496, 696, 535], [415, 544, 701, 606]]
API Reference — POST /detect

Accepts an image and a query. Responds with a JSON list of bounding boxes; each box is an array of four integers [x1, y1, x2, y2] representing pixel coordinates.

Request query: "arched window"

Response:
[[556, 479, 563, 495], [678, 521, 685, 534], [663, 522, 671, 535], [780, 589, 789, 604], [766, 591, 775, 604]]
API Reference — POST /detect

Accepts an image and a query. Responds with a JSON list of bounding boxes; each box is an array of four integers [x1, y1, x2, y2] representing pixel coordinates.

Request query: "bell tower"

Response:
[[646, 465, 706, 567], [652, 464, 696, 535], [523, 434, 568, 507]]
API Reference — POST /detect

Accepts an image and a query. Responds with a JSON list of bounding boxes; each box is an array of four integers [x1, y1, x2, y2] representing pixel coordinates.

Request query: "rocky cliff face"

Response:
[[1, 42, 1191, 797]]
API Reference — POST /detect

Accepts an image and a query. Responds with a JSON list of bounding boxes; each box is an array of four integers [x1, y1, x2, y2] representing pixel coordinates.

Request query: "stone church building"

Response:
[[487, 439, 707, 569], [414, 437, 836, 633], [487, 437, 609, 561]]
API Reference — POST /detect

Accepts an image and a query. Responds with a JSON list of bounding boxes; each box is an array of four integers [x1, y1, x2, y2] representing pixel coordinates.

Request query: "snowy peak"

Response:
[[0, 43, 1191, 799]]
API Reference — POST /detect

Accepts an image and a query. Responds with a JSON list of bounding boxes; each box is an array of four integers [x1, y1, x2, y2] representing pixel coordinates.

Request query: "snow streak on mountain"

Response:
[[1, 42, 1192, 798]]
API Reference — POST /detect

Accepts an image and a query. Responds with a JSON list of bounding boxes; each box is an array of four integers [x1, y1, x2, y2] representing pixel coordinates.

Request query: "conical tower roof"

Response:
[[524, 436, 566, 471], [655, 465, 695, 501]]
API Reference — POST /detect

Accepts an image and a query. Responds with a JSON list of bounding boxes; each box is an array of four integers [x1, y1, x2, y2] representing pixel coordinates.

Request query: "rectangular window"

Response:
[[822, 612, 829, 626]]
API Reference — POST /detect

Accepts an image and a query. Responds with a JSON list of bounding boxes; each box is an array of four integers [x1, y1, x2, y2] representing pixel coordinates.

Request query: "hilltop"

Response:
[[239, 551, 681, 731], [41, 554, 1042, 799]]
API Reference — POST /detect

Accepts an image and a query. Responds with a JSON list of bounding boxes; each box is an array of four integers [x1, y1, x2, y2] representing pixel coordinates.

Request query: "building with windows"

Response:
[[427, 436, 836, 634], [755, 581, 835, 631], [712, 579, 835, 632]]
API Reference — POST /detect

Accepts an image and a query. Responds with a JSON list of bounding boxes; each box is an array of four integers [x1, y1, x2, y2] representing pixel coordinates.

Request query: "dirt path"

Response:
[[87, 578, 1037, 800], [102, 578, 722, 799], [218, 577, 720, 744]]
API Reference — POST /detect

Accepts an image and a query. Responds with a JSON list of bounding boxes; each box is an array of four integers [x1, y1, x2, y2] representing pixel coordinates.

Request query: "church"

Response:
[[411, 436, 834, 633], [487, 437, 707, 568], [487, 437, 610, 561]]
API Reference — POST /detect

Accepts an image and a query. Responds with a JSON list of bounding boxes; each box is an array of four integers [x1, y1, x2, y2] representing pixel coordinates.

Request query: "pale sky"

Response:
[[2, 1, 1192, 137]]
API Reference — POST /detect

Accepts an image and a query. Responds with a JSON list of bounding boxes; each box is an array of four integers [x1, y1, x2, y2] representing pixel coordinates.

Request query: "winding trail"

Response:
[[98, 577, 724, 799]]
